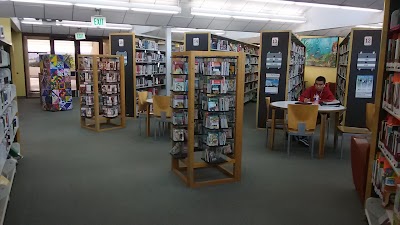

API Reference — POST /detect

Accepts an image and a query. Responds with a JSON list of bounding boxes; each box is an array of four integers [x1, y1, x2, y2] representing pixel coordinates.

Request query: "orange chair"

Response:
[[286, 104, 319, 157]]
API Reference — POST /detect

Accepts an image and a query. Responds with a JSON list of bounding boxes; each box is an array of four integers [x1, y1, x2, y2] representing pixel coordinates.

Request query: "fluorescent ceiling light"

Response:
[[192, 12, 231, 18], [75, 3, 129, 10], [56, 20, 132, 30], [233, 16, 269, 21], [340, 6, 381, 12], [356, 25, 382, 29], [21, 18, 43, 25], [172, 28, 225, 34], [131, 8, 179, 14], [294, 2, 339, 8], [11, 0, 72, 5]]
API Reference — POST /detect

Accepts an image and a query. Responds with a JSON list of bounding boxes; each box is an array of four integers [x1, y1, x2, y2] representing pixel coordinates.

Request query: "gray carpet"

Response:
[[4, 98, 366, 225]]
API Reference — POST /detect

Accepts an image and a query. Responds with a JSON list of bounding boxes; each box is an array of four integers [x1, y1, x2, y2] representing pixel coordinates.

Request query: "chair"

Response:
[[286, 104, 319, 158], [265, 97, 286, 146], [153, 95, 172, 139], [137, 91, 151, 135], [337, 103, 375, 159]]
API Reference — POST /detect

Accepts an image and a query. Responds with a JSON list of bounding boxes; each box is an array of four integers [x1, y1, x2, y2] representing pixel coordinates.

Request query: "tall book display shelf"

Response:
[[256, 31, 306, 128], [78, 55, 126, 132], [365, 0, 400, 223], [184, 32, 259, 104], [336, 28, 381, 127], [0, 39, 21, 224], [169, 51, 244, 188]]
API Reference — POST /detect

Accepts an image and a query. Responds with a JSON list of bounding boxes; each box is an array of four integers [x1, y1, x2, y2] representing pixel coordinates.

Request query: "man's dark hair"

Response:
[[315, 76, 326, 84]]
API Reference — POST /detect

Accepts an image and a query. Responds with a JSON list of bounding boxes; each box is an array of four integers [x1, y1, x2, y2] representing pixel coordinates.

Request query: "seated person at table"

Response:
[[299, 76, 335, 103], [296, 76, 335, 146]]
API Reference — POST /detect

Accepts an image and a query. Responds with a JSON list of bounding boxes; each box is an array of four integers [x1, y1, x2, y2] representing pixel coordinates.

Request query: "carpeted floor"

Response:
[[4, 98, 366, 225]]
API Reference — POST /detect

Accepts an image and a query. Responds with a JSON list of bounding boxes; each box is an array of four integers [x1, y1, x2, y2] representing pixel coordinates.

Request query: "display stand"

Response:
[[170, 51, 244, 187], [184, 32, 259, 104], [336, 28, 381, 127], [256, 31, 306, 128], [78, 55, 126, 132], [365, 0, 400, 215], [39, 54, 73, 111], [0, 39, 21, 225]]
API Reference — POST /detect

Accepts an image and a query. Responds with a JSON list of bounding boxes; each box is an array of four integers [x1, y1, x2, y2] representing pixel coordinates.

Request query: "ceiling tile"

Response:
[[226, 20, 250, 31], [123, 12, 150, 25], [20, 24, 33, 33], [72, 7, 96, 22], [51, 25, 69, 35], [145, 14, 172, 26], [242, 1, 266, 13], [32, 25, 51, 34], [14, 3, 44, 18], [0, 2, 15, 17], [86, 29, 104, 36], [172, 33, 184, 41], [103, 29, 119, 36], [45, 5, 73, 20], [223, 1, 246, 11], [100, 10, 126, 24], [69, 27, 88, 35], [261, 22, 285, 31], [187, 18, 213, 29], [243, 21, 268, 32], [367, 0, 384, 10], [342, 0, 376, 7], [207, 19, 231, 30], [168, 16, 192, 27], [310, 0, 346, 4], [201, 0, 227, 10]]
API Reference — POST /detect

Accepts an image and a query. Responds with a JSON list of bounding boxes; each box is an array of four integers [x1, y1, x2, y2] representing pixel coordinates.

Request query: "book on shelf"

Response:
[[204, 113, 220, 129], [172, 128, 186, 141], [172, 95, 188, 109], [372, 152, 398, 208], [173, 61, 188, 74], [172, 111, 188, 126], [206, 132, 219, 146], [172, 76, 187, 92], [379, 115, 400, 162]]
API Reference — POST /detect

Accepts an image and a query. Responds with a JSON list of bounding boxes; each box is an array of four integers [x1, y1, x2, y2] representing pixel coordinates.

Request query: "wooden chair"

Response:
[[137, 91, 152, 135], [153, 95, 172, 139], [286, 104, 319, 158], [337, 103, 375, 159], [265, 97, 286, 146]]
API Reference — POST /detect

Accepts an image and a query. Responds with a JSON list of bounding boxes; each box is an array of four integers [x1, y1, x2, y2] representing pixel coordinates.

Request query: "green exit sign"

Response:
[[91, 16, 106, 27], [75, 32, 86, 40]]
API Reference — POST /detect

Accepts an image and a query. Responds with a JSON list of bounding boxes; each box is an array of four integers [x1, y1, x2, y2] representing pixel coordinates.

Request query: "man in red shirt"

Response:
[[299, 76, 335, 103], [296, 76, 335, 146]]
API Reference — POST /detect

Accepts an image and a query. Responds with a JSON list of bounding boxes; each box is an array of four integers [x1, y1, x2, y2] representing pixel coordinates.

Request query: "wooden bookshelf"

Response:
[[0, 39, 21, 225], [184, 32, 259, 104], [170, 51, 244, 187], [336, 28, 381, 128], [78, 55, 126, 132], [365, 0, 400, 213], [256, 31, 306, 129]]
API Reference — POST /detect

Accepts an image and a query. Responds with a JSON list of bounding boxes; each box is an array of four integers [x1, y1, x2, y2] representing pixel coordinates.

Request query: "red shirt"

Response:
[[299, 85, 335, 103]]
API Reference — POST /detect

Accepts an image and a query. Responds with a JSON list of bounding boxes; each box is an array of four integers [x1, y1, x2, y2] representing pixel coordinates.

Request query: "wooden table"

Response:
[[146, 99, 153, 137], [269, 101, 346, 158]]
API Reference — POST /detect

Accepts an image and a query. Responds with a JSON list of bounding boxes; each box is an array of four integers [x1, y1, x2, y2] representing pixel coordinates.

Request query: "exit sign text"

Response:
[[91, 16, 106, 27]]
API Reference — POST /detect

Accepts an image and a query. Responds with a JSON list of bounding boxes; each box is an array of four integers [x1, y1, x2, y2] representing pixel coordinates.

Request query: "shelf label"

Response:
[[91, 16, 106, 27], [364, 36, 372, 46], [272, 37, 279, 46], [193, 38, 199, 46], [75, 32, 86, 40]]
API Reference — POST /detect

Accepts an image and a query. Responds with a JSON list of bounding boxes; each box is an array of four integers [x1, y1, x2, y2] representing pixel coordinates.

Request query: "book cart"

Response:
[[184, 32, 259, 104], [256, 31, 306, 129], [169, 51, 244, 187], [364, 0, 400, 223], [0, 39, 21, 224], [78, 55, 126, 132], [336, 28, 381, 127]]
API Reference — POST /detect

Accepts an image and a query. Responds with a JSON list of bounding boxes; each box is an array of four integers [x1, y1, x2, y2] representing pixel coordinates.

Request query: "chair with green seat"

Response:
[[337, 103, 375, 159], [286, 104, 319, 158]]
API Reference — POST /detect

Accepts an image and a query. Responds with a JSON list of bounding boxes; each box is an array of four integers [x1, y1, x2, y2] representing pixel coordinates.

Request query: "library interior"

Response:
[[0, 0, 398, 224]]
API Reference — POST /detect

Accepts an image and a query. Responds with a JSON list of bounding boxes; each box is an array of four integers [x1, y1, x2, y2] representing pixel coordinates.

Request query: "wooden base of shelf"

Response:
[[171, 156, 238, 188], [81, 116, 125, 132]]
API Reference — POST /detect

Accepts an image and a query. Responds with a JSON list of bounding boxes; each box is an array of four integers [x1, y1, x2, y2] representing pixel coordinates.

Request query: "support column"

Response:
[[165, 27, 172, 96]]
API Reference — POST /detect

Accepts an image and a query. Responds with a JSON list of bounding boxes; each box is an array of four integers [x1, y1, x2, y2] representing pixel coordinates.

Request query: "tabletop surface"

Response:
[[270, 101, 346, 112], [146, 99, 153, 103]]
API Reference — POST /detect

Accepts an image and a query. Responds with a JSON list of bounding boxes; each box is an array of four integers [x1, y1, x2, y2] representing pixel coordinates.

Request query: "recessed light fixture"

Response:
[[192, 12, 232, 18]]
